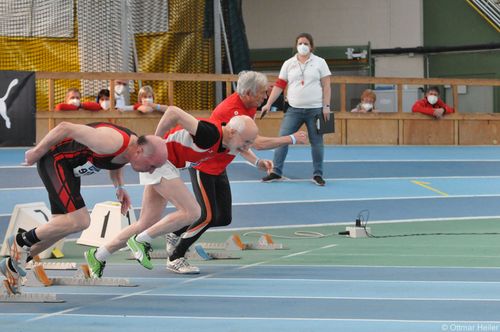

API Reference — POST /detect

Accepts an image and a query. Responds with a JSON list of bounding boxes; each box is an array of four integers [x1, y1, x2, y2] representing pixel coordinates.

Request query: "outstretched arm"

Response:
[[154, 106, 199, 137], [252, 131, 308, 150], [24, 122, 124, 165]]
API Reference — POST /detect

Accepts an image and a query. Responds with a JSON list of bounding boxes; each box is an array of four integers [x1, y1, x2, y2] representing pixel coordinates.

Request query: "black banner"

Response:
[[0, 71, 36, 146]]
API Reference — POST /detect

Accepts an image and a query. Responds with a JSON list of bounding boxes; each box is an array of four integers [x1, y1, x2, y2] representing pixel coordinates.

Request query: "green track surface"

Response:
[[54, 219, 500, 269]]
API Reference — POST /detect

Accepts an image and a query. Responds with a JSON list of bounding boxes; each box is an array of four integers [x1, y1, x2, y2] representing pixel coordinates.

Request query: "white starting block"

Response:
[[0, 202, 64, 259], [77, 201, 136, 247], [23, 263, 137, 287], [0, 288, 63, 303], [25, 261, 77, 270], [199, 234, 285, 251]]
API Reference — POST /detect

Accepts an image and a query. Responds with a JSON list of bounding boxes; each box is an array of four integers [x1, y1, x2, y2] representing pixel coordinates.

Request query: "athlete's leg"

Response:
[[143, 176, 201, 238], [103, 184, 167, 254], [169, 169, 231, 261]]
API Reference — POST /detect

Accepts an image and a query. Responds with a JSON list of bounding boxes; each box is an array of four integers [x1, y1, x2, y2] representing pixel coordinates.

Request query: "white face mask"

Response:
[[142, 98, 153, 105], [297, 44, 310, 56], [68, 98, 80, 107], [427, 95, 438, 105], [100, 100, 111, 110], [361, 103, 373, 111], [115, 84, 125, 95]]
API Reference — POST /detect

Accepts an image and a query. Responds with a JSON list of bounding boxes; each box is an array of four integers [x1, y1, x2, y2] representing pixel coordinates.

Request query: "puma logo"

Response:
[[0, 78, 18, 129]]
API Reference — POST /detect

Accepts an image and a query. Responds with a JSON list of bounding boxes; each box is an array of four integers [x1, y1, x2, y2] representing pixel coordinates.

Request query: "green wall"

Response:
[[423, 0, 500, 112], [424, 0, 499, 46]]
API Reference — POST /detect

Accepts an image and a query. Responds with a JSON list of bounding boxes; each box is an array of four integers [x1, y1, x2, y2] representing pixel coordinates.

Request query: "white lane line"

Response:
[[11, 313, 500, 324], [26, 306, 82, 322], [238, 244, 337, 270]]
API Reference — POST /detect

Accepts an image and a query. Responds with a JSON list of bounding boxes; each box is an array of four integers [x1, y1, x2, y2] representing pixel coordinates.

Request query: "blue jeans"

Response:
[[272, 107, 324, 177]]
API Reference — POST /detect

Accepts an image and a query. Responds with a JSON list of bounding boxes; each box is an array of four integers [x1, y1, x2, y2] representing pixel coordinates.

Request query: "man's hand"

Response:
[[116, 188, 131, 215], [257, 159, 273, 173], [22, 148, 43, 166], [292, 131, 308, 145], [433, 108, 445, 119], [259, 104, 270, 119]]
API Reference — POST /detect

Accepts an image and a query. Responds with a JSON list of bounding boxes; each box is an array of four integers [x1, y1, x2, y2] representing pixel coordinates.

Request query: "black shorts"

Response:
[[37, 153, 85, 214]]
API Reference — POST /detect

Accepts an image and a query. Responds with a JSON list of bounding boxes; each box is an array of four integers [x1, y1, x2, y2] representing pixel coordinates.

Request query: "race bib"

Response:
[[73, 161, 101, 177]]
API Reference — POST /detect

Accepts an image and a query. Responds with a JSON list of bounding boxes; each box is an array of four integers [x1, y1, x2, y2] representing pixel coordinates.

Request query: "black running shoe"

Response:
[[312, 175, 325, 186], [262, 173, 282, 182]]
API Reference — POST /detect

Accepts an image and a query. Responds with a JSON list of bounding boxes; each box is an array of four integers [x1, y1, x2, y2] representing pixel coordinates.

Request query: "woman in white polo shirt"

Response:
[[261, 32, 331, 186]]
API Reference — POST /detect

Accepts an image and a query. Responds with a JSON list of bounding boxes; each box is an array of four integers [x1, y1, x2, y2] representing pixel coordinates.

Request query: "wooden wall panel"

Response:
[[346, 119, 399, 145], [460, 121, 500, 145], [403, 120, 455, 145]]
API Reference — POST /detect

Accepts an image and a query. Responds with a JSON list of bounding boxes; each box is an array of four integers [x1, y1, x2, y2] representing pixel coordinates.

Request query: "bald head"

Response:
[[224, 115, 259, 153], [129, 135, 167, 173]]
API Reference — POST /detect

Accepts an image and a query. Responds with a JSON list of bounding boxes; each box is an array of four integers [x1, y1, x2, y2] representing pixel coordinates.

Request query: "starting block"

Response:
[[25, 261, 77, 270], [0, 291, 63, 303], [129, 244, 239, 261], [25, 255, 77, 271], [199, 234, 285, 251], [77, 201, 137, 247], [0, 202, 64, 259], [23, 264, 137, 287]]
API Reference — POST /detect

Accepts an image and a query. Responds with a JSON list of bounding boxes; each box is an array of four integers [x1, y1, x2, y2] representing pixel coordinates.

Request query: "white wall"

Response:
[[242, 0, 424, 77]]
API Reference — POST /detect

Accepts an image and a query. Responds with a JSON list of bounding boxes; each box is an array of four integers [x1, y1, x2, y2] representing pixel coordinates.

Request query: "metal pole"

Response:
[[214, 0, 223, 104]]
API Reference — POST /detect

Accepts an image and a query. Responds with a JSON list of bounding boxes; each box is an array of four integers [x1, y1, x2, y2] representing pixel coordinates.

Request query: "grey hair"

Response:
[[226, 115, 247, 134], [236, 71, 268, 97]]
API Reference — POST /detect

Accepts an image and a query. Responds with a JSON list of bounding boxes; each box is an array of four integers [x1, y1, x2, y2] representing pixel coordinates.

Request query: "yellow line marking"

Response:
[[411, 180, 449, 196]]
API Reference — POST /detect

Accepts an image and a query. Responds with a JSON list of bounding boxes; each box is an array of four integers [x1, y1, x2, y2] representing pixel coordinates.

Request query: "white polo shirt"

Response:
[[278, 53, 331, 109]]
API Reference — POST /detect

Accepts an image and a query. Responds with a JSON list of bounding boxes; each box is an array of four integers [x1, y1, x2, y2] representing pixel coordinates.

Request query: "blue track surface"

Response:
[[2, 146, 500, 331]]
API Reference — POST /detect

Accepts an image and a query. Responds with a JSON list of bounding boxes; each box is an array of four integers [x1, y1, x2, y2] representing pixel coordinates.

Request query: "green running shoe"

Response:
[[84, 248, 106, 278], [127, 235, 153, 270]]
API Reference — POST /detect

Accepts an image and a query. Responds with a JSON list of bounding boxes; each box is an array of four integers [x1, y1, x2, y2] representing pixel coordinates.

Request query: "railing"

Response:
[[34, 72, 500, 145]]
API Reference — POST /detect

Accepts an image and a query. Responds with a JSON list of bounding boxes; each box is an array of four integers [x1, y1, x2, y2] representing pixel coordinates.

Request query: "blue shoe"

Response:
[[0, 257, 22, 294], [7, 234, 28, 275]]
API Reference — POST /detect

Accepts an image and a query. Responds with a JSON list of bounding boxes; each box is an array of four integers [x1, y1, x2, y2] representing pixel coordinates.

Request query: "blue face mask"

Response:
[[297, 44, 310, 56]]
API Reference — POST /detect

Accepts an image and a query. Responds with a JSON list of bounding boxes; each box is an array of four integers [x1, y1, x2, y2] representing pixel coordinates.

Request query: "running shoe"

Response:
[[7, 234, 28, 274], [166, 257, 200, 274], [0, 257, 22, 295], [261, 172, 282, 182], [127, 235, 153, 270], [312, 175, 326, 186], [84, 248, 106, 278], [165, 233, 179, 257]]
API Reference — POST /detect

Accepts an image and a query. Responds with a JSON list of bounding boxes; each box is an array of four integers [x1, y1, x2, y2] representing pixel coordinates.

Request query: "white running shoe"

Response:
[[166, 257, 200, 274], [165, 233, 179, 257]]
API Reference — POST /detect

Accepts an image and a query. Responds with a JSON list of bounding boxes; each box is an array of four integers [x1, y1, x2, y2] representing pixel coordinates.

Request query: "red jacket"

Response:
[[412, 98, 454, 116], [55, 101, 101, 111]]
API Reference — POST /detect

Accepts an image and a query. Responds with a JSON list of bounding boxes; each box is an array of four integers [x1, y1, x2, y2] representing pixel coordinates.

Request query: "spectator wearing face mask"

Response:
[[260, 32, 331, 186], [55, 88, 101, 111], [133, 86, 166, 114], [412, 86, 454, 119], [97, 89, 111, 110], [351, 89, 380, 113], [113, 80, 134, 111]]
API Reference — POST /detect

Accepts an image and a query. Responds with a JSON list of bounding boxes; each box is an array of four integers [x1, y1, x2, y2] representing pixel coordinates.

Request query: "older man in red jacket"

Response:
[[412, 86, 454, 119]]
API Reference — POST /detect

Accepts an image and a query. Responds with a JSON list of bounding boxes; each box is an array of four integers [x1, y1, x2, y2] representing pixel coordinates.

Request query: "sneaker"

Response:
[[312, 175, 325, 186], [84, 248, 106, 278], [127, 235, 153, 270], [165, 233, 179, 257], [0, 257, 22, 295], [166, 257, 200, 274], [262, 172, 282, 182], [7, 234, 28, 272]]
